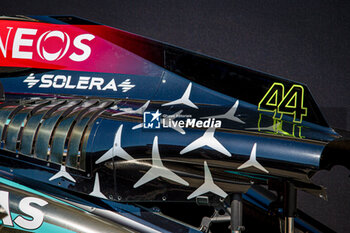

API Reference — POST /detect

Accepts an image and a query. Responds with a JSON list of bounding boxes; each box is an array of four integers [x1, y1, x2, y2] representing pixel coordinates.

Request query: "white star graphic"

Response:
[[151, 109, 162, 122]]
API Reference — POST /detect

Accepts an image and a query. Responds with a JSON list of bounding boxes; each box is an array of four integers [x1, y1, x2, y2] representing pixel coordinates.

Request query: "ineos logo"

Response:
[[0, 27, 95, 62], [37, 30, 70, 61]]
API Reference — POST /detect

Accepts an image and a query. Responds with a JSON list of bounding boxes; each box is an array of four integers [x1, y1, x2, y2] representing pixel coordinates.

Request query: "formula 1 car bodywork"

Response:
[[0, 15, 348, 232]]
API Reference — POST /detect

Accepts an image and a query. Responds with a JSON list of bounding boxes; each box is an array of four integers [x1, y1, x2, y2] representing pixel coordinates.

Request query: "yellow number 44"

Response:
[[258, 83, 307, 123]]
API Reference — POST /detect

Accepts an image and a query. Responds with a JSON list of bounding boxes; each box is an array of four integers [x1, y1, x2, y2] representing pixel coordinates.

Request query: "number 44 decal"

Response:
[[258, 83, 307, 123]]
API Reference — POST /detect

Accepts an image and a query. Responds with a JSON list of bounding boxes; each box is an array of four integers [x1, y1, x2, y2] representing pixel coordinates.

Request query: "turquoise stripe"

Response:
[[0, 213, 76, 233], [224, 170, 273, 181]]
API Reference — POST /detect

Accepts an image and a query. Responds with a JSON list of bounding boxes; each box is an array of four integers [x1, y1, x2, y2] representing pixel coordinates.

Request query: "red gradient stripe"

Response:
[[0, 20, 161, 75]]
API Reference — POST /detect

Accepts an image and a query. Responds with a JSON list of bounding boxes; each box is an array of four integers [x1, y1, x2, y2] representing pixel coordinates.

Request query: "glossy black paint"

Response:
[[0, 15, 349, 232], [0, 97, 334, 202]]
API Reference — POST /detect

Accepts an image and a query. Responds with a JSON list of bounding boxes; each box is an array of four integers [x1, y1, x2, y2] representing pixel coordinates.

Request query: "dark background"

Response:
[[2, 1, 350, 232]]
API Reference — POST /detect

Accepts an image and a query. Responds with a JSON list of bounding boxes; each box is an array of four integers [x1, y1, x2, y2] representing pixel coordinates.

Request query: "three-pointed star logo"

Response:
[[237, 143, 268, 173], [187, 161, 227, 199], [134, 136, 189, 188], [180, 127, 231, 157], [162, 82, 198, 109], [95, 124, 134, 164]]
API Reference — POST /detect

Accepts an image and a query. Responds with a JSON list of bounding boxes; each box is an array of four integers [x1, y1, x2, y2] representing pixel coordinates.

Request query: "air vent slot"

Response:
[[50, 100, 99, 164], [5, 101, 50, 151], [34, 100, 81, 160], [0, 99, 114, 172], [66, 101, 114, 170], [0, 99, 115, 171], [20, 100, 66, 155], [0, 104, 24, 147]]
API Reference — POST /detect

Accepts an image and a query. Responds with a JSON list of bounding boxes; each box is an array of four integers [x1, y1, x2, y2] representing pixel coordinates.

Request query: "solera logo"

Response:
[[0, 27, 95, 62]]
